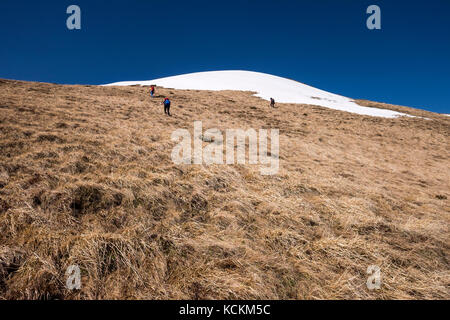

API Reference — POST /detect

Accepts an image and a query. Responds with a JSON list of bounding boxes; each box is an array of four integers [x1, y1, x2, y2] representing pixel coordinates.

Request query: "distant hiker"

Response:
[[150, 85, 155, 98], [270, 98, 275, 108], [163, 97, 171, 116]]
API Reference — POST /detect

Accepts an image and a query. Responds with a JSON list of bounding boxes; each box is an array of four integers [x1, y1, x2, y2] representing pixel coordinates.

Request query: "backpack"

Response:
[[164, 99, 170, 106]]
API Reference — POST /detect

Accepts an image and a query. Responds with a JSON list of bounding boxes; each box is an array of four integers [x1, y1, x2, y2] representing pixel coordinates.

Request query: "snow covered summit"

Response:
[[105, 70, 407, 118]]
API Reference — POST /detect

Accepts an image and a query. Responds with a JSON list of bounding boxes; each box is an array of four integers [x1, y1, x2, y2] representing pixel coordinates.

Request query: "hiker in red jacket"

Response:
[[150, 85, 155, 98]]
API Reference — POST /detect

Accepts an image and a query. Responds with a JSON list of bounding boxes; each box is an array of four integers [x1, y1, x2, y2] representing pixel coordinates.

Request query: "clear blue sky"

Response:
[[1, 0, 449, 113]]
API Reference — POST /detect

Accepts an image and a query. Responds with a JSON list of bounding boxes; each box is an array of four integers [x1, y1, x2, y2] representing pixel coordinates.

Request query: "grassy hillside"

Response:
[[0, 79, 449, 299]]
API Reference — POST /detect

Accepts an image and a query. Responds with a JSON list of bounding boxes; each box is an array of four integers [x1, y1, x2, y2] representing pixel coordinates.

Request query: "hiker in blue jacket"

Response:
[[270, 97, 275, 108], [163, 97, 171, 116]]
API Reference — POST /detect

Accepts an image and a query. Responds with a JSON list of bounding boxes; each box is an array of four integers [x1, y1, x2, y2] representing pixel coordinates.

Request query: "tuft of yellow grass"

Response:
[[0, 78, 449, 299]]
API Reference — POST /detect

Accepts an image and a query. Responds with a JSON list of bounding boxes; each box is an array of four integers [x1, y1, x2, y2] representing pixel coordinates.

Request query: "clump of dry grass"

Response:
[[0, 78, 449, 299]]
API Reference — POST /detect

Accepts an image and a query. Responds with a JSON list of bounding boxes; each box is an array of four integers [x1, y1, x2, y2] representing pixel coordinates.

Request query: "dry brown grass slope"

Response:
[[0, 78, 449, 299]]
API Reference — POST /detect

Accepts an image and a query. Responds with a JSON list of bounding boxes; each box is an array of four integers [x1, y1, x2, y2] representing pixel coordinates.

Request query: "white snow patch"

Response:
[[104, 70, 408, 118]]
